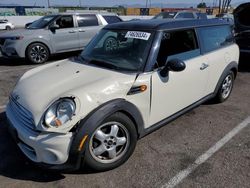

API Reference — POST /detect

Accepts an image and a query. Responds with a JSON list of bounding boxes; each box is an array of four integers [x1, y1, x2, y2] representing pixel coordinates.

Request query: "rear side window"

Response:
[[198, 26, 233, 53], [103, 16, 122, 24], [77, 15, 99, 27], [156, 29, 200, 67], [196, 13, 207, 19]]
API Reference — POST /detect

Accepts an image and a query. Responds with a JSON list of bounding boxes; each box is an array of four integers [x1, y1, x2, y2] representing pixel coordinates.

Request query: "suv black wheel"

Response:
[[26, 43, 50, 64], [214, 71, 234, 103], [83, 112, 137, 171]]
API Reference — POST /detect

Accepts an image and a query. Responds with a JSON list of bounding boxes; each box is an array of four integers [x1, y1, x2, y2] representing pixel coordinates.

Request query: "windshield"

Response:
[[153, 12, 177, 19], [80, 29, 155, 72], [27, 15, 58, 29]]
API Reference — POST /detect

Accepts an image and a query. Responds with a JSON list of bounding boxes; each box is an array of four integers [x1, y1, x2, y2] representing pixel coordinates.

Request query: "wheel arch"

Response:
[[25, 41, 51, 56], [75, 99, 144, 139], [214, 61, 238, 95], [66, 99, 144, 170]]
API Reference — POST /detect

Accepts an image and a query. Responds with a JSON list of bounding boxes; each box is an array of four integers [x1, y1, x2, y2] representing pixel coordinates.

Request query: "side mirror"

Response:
[[49, 24, 59, 32], [160, 59, 186, 77]]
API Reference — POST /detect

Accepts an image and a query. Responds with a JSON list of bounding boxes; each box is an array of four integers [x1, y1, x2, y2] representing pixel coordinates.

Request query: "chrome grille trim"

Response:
[[9, 96, 36, 131]]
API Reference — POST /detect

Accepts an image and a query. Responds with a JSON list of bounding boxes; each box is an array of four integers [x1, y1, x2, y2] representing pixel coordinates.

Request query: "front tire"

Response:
[[6, 26, 11, 30], [26, 43, 50, 64], [214, 71, 234, 103], [83, 112, 137, 171]]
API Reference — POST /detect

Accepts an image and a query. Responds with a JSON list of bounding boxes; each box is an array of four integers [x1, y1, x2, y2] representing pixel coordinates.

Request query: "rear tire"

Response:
[[26, 43, 50, 64], [214, 71, 234, 103], [83, 112, 137, 171]]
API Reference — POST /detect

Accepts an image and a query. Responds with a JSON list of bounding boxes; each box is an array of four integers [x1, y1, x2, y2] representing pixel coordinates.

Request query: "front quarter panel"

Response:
[[19, 30, 53, 57]]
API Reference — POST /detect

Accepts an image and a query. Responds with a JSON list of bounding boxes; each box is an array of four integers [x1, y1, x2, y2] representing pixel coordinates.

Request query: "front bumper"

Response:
[[6, 104, 74, 166], [0, 45, 20, 58], [0, 39, 24, 58]]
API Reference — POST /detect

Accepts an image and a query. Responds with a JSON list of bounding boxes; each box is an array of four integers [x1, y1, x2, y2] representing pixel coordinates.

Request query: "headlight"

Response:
[[44, 98, 76, 128]]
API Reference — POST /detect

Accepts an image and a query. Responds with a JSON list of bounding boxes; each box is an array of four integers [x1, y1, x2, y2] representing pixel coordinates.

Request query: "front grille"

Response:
[[0, 38, 5, 45], [9, 96, 36, 132]]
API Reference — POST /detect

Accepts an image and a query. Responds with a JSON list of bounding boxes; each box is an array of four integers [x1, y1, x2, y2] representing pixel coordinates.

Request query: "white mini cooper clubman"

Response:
[[6, 19, 239, 171]]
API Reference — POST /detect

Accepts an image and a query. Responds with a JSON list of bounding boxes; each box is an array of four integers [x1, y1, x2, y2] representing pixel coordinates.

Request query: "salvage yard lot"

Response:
[[0, 44, 250, 187]]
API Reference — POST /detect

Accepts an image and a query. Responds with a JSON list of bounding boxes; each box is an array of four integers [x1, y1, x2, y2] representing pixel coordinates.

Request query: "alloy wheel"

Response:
[[30, 45, 48, 63], [89, 121, 129, 164], [221, 74, 233, 99]]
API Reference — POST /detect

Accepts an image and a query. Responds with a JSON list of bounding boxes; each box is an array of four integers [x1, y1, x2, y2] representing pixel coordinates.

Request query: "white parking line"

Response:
[[0, 105, 6, 110], [0, 67, 33, 73], [161, 116, 250, 188]]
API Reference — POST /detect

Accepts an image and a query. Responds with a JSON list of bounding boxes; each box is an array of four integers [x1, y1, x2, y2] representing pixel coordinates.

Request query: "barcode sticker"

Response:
[[125, 31, 151, 40]]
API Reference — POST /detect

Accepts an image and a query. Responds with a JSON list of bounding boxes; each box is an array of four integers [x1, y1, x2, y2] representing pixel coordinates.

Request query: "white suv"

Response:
[[6, 19, 239, 171]]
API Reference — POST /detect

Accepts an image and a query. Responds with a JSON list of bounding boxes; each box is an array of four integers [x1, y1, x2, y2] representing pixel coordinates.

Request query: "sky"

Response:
[[0, 0, 248, 7]]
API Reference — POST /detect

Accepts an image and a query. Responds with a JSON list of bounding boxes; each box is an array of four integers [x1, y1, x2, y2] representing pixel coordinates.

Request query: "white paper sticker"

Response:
[[125, 31, 151, 40]]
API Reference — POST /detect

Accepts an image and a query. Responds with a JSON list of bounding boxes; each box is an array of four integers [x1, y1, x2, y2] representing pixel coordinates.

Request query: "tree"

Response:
[[218, 0, 233, 14], [197, 2, 207, 8]]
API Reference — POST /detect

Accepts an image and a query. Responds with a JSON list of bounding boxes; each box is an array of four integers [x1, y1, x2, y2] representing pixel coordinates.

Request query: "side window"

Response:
[[102, 16, 122, 24], [198, 26, 233, 53], [184, 13, 195, 18], [77, 15, 99, 27], [176, 12, 194, 19], [156, 29, 200, 68], [56, 16, 74, 29]]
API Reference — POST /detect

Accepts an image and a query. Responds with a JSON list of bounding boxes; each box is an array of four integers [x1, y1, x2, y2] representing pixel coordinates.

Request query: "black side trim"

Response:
[[127, 86, 144, 95], [139, 93, 214, 138]]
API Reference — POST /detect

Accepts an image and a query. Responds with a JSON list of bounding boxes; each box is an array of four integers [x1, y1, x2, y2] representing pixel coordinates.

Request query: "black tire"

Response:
[[214, 71, 234, 103], [26, 43, 50, 64], [5, 26, 11, 30], [83, 112, 137, 171]]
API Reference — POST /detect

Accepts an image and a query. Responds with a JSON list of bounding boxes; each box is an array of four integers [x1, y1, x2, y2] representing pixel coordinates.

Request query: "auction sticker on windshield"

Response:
[[125, 31, 151, 40]]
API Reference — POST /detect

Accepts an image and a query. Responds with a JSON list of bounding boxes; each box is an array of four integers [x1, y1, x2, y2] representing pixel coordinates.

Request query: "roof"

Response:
[[105, 18, 230, 31], [55, 12, 117, 16]]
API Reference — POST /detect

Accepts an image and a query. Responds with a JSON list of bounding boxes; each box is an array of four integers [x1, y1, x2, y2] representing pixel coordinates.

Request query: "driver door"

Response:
[[149, 29, 209, 126], [50, 15, 79, 52]]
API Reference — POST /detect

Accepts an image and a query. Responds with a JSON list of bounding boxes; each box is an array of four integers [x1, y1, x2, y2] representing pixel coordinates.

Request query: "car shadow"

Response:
[[0, 51, 81, 67], [0, 112, 65, 182]]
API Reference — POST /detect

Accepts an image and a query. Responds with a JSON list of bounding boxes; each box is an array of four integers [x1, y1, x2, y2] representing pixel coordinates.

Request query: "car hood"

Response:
[[11, 58, 137, 125], [234, 3, 250, 33], [0, 28, 37, 37]]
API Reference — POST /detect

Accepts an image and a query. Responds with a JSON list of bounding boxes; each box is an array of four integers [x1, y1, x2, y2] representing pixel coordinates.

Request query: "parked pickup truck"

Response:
[[0, 13, 122, 64], [153, 11, 208, 20]]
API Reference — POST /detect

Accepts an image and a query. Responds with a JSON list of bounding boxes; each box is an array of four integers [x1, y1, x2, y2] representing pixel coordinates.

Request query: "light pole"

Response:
[[79, 0, 82, 7]]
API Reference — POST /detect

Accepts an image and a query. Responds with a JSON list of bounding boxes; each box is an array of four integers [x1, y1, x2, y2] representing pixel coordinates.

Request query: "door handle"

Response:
[[69, 30, 76, 33], [200, 63, 209, 70], [79, 29, 85, 32]]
